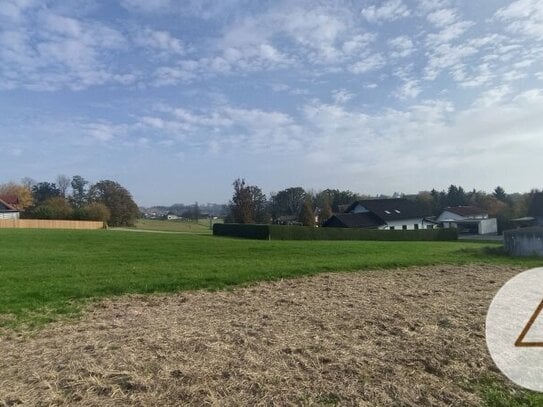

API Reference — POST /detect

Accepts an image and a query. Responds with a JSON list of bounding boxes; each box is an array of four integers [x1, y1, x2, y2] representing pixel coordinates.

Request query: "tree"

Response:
[[32, 182, 61, 204], [299, 199, 315, 226], [415, 191, 433, 216], [70, 175, 89, 208], [493, 186, 508, 203], [183, 202, 201, 220], [249, 185, 269, 223], [318, 197, 333, 225], [0, 182, 33, 210], [88, 180, 139, 226], [270, 187, 307, 220], [56, 175, 71, 198], [446, 185, 467, 207], [21, 177, 36, 188], [83, 202, 111, 222], [314, 189, 362, 212], [478, 195, 511, 233], [229, 178, 255, 223], [193, 202, 201, 220], [27, 197, 73, 220]]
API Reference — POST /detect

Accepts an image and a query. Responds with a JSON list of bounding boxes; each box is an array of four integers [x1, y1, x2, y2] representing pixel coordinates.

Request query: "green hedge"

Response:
[[214, 223, 458, 241], [213, 223, 270, 240]]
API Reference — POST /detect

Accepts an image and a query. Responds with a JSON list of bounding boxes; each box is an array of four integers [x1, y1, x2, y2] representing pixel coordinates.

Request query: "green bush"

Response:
[[213, 224, 458, 241]]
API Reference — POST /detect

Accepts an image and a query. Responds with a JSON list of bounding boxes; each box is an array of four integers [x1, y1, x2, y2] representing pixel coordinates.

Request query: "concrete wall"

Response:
[[478, 218, 498, 235], [504, 228, 543, 257]]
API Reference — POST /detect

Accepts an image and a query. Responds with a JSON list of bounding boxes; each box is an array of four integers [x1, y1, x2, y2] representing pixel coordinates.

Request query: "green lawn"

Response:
[[1, 228, 541, 328], [127, 218, 216, 233]]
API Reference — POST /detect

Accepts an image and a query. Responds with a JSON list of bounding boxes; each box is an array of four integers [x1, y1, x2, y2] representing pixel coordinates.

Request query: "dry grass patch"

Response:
[[0, 265, 527, 406]]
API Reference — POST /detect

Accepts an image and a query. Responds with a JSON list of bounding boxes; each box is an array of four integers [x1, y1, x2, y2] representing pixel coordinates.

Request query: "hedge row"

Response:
[[213, 223, 458, 241]]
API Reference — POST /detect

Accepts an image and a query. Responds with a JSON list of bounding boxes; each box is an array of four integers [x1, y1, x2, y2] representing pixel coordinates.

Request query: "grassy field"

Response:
[[1, 228, 543, 405], [1, 228, 541, 328], [127, 218, 215, 233]]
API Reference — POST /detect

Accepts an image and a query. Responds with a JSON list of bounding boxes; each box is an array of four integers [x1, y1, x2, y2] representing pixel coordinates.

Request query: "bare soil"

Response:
[[0, 265, 521, 406]]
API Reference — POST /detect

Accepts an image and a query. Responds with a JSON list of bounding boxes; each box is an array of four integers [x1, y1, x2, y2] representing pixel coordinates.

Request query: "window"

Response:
[[384, 210, 391, 214], [414, 224, 419, 230], [402, 225, 407, 230], [427, 225, 434, 229], [394, 209, 401, 214], [389, 226, 395, 230]]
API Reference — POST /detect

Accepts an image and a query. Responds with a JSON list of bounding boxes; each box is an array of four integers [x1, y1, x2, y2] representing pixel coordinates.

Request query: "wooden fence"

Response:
[[0, 219, 106, 230]]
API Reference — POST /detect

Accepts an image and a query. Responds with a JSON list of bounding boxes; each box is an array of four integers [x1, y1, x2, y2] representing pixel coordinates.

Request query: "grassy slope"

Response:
[[1, 228, 541, 327], [129, 219, 213, 233]]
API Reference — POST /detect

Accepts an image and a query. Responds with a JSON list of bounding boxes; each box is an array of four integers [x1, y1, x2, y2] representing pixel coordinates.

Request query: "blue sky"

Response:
[[1, 0, 542, 206]]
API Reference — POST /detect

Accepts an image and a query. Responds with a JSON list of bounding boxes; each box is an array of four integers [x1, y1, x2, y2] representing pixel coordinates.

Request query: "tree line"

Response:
[[227, 178, 541, 232], [0, 175, 139, 227]]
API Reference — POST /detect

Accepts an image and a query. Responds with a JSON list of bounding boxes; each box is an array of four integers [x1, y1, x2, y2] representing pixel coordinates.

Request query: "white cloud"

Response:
[[0, 7, 133, 90], [472, 85, 512, 108], [332, 89, 355, 104], [138, 105, 304, 153], [360, 0, 410, 23], [426, 20, 474, 46], [417, 0, 451, 13], [388, 35, 414, 58], [396, 80, 422, 99], [120, 0, 171, 13], [134, 28, 184, 55], [426, 8, 457, 27], [349, 53, 385, 74], [424, 43, 478, 80], [85, 123, 125, 142], [296, 91, 543, 193], [495, 0, 543, 40], [342, 33, 375, 55]]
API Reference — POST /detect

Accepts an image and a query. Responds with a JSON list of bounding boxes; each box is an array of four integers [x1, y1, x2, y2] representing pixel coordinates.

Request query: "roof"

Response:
[[336, 204, 350, 213], [0, 194, 18, 206], [323, 213, 385, 228], [346, 198, 426, 221], [443, 206, 486, 217], [528, 193, 543, 217], [0, 198, 17, 212]]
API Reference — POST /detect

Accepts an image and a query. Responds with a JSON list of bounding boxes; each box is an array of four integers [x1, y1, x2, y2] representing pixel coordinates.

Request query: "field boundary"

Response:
[[0, 219, 105, 230]]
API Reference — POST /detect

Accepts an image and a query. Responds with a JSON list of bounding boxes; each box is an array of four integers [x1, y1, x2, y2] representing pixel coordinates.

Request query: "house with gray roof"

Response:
[[323, 198, 432, 230]]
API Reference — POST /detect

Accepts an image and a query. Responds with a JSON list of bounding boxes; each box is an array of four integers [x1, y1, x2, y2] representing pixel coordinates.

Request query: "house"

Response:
[[437, 206, 497, 235], [324, 198, 430, 230], [166, 213, 179, 220], [0, 198, 20, 220]]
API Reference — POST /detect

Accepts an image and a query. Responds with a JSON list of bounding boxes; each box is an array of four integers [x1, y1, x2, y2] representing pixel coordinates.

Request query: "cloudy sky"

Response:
[[1, 0, 542, 205]]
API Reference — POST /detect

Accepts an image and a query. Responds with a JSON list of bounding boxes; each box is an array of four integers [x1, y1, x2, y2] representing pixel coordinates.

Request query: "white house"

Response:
[[324, 198, 431, 230], [0, 199, 20, 220], [437, 206, 497, 235]]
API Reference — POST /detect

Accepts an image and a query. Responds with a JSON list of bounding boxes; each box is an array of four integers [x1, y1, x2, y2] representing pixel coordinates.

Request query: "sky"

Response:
[[1, 0, 542, 206]]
